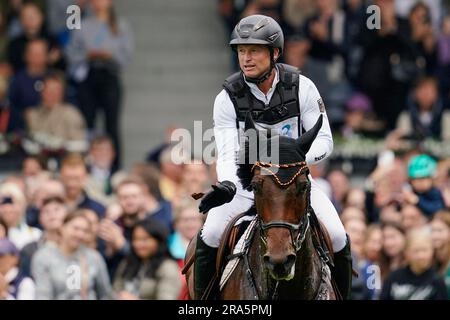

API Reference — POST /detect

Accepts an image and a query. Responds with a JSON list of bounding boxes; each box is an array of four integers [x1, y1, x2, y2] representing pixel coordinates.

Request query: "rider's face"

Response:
[[237, 44, 272, 79]]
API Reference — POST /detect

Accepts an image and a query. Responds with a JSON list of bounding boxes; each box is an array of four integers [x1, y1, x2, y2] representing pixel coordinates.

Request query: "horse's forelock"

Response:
[[236, 135, 306, 190]]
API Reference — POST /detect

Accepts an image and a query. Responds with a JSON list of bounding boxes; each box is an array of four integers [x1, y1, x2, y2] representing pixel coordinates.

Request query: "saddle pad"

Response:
[[220, 216, 258, 290]]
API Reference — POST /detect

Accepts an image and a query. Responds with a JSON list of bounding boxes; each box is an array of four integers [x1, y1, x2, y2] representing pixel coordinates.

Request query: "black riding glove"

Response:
[[198, 180, 236, 214]]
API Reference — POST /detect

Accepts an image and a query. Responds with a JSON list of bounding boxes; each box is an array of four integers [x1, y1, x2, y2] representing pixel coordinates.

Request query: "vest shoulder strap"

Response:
[[223, 71, 246, 98], [276, 63, 300, 90]]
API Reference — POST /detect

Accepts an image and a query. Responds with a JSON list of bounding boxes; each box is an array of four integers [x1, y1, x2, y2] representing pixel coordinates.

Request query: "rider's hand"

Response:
[[199, 180, 236, 214]]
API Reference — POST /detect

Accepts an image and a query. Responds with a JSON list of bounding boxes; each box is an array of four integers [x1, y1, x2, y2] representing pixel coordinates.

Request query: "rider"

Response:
[[195, 14, 352, 299]]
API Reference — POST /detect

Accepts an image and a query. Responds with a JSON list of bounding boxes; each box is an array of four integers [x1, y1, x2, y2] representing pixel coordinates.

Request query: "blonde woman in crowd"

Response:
[[430, 210, 450, 297], [0, 182, 41, 249], [169, 199, 205, 299], [380, 228, 447, 300]]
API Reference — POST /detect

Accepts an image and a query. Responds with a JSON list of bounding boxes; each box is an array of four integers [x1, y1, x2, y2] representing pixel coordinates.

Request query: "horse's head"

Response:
[[238, 113, 323, 281]]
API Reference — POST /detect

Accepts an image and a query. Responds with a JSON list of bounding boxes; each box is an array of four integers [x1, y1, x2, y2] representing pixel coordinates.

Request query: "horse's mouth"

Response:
[[268, 264, 296, 281]]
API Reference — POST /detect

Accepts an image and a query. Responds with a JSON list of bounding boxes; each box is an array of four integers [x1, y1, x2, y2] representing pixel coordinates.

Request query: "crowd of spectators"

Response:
[[0, 0, 133, 170], [0, 0, 449, 301]]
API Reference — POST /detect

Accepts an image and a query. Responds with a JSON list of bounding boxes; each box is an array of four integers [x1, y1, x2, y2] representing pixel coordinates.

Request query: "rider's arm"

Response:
[[213, 89, 240, 185], [299, 75, 334, 165]]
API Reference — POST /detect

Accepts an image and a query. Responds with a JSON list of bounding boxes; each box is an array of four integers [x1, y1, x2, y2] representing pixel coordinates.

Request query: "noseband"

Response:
[[251, 161, 311, 252]]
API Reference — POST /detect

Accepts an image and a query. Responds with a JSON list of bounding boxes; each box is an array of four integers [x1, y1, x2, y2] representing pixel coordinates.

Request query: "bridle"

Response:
[[251, 160, 311, 252]]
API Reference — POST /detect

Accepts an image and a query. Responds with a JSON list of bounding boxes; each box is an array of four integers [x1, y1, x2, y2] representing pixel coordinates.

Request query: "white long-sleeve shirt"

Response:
[[213, 69, 333, 198]]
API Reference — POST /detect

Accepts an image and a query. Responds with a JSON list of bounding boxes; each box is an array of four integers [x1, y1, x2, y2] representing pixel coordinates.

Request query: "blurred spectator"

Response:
[[356, 0, 421, 131], [342, 187, 367, 212], [31, 210, 112, 299], [159, 146, 185, 203], [405, 2, 437, 74], [437, 14, 450, 107], [380, 227, 447, 300], [0, 182, 41, 249], [25, 177, 65, 229], [25, 70, 88, 152], [85, 136, 117, 202], [114, 176, 167, 238], [168, 199, 204, 302], [327, 169, 350, 212], [217, 0, 251, 36], [361, 223, 383, 299], [241, 0, 282, 21], [19, 196, 67, 278], [401, 204, 428, 231], [59, 153, 106, 218], [46, 0, 90, 47], [363, 224, 383, 266], [145, 125, 179, 168], [100, 177, 142, 247], [82, 208, 102, 251], [395, 0, 442, 31], [21, 155, 46, 179], [340, 206, 366, 226], [0, 7, 10, 63], [344, 217, 371, 300], [404, 154, 445, 217], [7, 2, 64, 72], [131, 165, 173, 231], [7, 38, 48, 132], [341, 92, 384, 138], [379, 203, 403, 225], [303, 0, 349, 123], [396, 77, 450, 141], [380, 221, 407, 280], [113, 218, 181, 300], [281, 0, 316, 42], [173, 161, 211, 209], [430, 210, 450, 297], [344, 216, 367, 259], [66, 0, 134, 169], [280, 0, 315, 68], [0, 238, 35, 299], [169, 199, 204, 261]]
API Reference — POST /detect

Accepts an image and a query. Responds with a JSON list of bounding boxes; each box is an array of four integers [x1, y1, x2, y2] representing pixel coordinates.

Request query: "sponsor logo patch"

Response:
[[318, 98, 325, 113]]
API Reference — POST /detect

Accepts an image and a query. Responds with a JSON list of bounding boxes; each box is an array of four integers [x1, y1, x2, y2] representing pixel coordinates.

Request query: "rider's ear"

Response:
[[296, 114, 323, 155], [273, 48, 280, 61]]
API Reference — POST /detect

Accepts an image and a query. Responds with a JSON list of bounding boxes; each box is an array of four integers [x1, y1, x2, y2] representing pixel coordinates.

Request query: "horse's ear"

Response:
[[297, 114, 323, 155]]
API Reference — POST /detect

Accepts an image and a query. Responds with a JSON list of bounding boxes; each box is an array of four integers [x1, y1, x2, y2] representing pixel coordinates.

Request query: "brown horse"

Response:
[[185, 114, 337, 300]]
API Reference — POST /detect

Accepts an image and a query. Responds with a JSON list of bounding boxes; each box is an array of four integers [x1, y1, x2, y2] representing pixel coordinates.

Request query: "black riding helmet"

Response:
[[230, 15, 284, 84]]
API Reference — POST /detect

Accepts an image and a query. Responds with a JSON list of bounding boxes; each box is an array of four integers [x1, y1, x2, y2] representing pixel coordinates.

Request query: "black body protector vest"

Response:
[[223, 63, 302, 142]]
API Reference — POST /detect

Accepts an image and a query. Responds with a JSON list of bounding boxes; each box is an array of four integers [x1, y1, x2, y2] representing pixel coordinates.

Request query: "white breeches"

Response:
[[201, 178, 347, 252]]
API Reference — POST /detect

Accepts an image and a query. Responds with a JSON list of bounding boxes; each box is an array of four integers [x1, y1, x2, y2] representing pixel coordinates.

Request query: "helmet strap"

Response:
[[244, 47, 276, 85]]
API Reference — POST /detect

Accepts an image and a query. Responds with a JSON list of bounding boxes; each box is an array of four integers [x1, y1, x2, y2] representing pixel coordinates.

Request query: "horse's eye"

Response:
[[296, 181, 310, 195], [251, 180, 263, 193]]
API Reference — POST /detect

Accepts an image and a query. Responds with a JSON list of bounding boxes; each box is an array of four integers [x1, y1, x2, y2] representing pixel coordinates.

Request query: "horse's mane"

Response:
[[237, 134, 306, 191]]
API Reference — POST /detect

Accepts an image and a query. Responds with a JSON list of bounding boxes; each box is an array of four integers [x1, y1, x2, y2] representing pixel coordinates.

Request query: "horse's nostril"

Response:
[[286, 254, 296, 269]]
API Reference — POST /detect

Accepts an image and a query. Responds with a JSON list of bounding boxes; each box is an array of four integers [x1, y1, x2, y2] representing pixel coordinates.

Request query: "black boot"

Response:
[[332, 235, 353, 300], [194, 232, 218, 300]]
